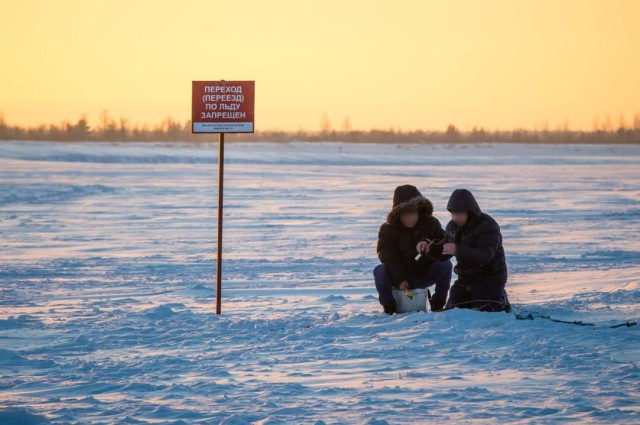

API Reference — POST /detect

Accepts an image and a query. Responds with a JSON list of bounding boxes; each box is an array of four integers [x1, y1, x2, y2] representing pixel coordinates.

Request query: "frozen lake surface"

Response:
[[0, 141, 638, 424]]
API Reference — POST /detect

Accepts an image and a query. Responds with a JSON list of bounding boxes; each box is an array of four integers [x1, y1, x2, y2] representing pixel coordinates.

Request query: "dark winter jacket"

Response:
[[377, 192, 446, 288], [444, 189, 508, 298]]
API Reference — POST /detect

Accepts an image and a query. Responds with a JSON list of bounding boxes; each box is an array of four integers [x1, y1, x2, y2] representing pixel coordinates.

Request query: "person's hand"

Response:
[[442, 243, 457, 256], [398, 281, 409, 290], [416, 241, 430, 254]]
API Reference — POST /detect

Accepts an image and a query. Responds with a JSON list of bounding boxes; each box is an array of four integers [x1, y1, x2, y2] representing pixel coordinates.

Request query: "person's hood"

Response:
[[387, 195, 434, 224], [447, 189, 482, 216]]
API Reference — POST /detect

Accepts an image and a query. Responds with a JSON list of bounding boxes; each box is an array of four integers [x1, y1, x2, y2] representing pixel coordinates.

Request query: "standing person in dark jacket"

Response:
[[374, 185, 452, 314], [441, 189, 511, 312]]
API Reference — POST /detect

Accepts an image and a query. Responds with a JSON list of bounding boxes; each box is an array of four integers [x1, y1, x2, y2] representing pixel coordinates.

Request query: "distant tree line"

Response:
[[1, 111, 639, 144]]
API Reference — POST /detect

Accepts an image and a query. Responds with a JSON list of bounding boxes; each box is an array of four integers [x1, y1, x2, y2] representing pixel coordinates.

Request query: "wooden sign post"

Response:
[[192, 80, 255, 314]]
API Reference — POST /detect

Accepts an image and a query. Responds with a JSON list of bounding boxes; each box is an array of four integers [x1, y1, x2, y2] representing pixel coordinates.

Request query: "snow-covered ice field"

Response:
[[0, 141, 638, 424]]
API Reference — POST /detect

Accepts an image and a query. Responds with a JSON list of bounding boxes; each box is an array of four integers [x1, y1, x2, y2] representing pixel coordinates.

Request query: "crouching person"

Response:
[[441, 189, 511, 313], [374, 185, 452, 314]]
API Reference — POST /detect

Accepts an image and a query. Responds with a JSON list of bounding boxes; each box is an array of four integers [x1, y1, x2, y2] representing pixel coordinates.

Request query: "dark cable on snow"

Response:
[[514, 309, 637, 329], [432, 300, 637, 329]]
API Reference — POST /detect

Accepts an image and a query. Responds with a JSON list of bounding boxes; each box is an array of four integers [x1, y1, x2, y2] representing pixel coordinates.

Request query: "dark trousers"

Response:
[[444, 280, 511, 313], [373, 261, 452, 313]]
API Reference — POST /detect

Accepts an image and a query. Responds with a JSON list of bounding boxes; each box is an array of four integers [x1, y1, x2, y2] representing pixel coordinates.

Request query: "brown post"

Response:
[[216, 132, 225, 314], [193, 80, 254, 314]]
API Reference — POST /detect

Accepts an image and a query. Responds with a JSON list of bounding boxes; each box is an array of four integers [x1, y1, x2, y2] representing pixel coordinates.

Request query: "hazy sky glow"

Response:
[[1, 0, 639, 131]]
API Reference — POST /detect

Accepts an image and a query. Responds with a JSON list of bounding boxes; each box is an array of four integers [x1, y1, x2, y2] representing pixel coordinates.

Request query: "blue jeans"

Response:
[[373, 261, 452, 313]]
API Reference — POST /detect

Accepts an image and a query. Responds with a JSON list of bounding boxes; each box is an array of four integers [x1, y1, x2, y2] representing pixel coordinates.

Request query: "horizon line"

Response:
[[2, 111, 640, 134]]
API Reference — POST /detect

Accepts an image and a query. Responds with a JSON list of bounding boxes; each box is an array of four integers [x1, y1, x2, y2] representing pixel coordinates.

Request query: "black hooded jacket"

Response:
[[377, 190, 446, 287], [444, 189, 507, 294]]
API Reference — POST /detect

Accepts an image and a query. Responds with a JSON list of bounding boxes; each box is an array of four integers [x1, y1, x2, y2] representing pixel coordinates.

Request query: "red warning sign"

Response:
[[192, 81, 255, 133]]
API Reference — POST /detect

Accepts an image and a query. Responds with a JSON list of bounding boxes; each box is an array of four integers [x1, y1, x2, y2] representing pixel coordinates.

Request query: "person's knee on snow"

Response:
[[373, 264, 396, 314]]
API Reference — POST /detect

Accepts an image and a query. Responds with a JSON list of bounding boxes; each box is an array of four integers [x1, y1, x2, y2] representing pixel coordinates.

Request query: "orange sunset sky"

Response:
[[1, 0, 639, 132]]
